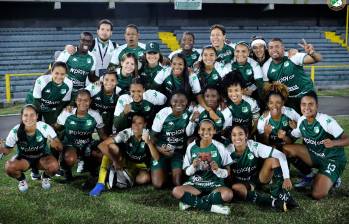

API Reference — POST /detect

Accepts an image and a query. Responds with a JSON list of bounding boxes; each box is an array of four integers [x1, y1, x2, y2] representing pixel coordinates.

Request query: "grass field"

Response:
[[0, 117, 348, 224]]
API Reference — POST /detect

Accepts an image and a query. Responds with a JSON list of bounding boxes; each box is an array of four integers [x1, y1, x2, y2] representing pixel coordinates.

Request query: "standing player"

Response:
[[283, 91, 349, 200], [0, 104, 62, 192], [56, 32, 98, 98], [172, 120, 233, 215], [210, 24, 235, 65], [108, 24, 145, 71], [262, 38, 322, 113], [169, 32, 201, 69], [151, 92, 191, 188]]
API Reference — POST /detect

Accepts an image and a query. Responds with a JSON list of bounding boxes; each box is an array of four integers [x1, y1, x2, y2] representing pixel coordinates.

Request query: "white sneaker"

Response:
[[76, 160, 84, 173], [41, 177, 51, 190], [18, 180, 28, 192], [179, 202, 191, 211], [210, 205, 231, 215]]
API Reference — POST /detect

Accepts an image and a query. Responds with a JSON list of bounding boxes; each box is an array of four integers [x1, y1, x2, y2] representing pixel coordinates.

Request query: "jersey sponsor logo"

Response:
[[69, 68, 89, 76], [279, 74, 295, 83], [234, 165, 257, 175], [288, 85, 299, 93], [303, 137, 324, 146]]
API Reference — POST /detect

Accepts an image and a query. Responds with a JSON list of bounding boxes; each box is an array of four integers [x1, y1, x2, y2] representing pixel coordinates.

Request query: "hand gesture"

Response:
[[277, 129, 287, 140], [264, 121, 273, 136], [65, 45, 76, 55], [282, 178, 293, 191], [287, 48, 298, 58], [298, 39, 315, 55], [142, 130, 151, 144], [210, 161, 219, 171], [65, 105, 73, 113], [123, 104, 131, 114], [289, 120, 297, 129], [192, 158, 201, 168], [191, 110, 200, 122]]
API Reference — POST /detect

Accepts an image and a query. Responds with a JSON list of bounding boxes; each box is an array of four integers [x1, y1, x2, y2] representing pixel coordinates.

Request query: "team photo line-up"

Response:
[[0, 19, 348, 215]]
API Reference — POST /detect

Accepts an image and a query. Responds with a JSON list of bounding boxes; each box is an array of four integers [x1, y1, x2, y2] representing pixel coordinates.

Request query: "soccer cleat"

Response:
[[294, 175, 313, 188], [41, 177, 51, 190], [273, 198, 287, 212], [89, 183, 105, 197], [18, 180, 28, 192], [333, 177, 342, 189], [76, 160, 85, 173], [285, 195, 299, 209], [31, 170, 41, 180], [179, 202, 191, 211], [210, 205, 231, 215]]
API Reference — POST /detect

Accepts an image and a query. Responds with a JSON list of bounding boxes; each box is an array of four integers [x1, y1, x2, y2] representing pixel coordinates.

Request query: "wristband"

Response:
[[185, 164, 196, 176]]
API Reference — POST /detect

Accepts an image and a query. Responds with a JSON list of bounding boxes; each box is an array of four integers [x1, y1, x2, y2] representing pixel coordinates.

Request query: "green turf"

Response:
[[0, 103, 24, 116], [0, 117, 348, 224]]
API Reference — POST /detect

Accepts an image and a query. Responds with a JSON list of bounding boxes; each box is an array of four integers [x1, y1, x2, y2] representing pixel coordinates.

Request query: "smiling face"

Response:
[[227, 84, 243, 104], [76, 93, 91, 112], [171, 94, 188, 115], [21, 107, 38, 128], [51, 66, 66, 85], [235, 44, 249, 64], [300, 96, 318, 119], [79, 34, 93, 53], [231, 125, 247, 151], [146, 52, 160, 66], [268, 94, 284, 118], [130, 83, 144, 103], [202, 48, 217, 66], [103, 73, 117, 92], [97, 23, 112, 42], [171, 56, 185, 77], [252, 43, 266, 60], [210, 28, 225, 50], [121, 57, 136, 75], [181, 34, 194, 51], [198, 121, 216, 142], [125, 27, 139, 48], [268, 40, 285, 61], [131, 115, 146, 136]]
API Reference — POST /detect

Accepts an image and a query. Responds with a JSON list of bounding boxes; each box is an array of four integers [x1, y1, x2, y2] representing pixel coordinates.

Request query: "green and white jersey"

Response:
[[56, 50, 96, 92], [186, 105, 225, 136], [183, 140, 232, 185], [230, 57, 263, 92], [110, 43, 146, 66], [115, 68, 133, 94], [291, 113, 346, 159], [113, 128, 150, 163], [257, 106, 300, 146], [168, 48, 202, 68], [57, 108, 104, 149], [262, 53, 314, 98], [33, 74, 73, 112], [91, 38, 117, 77], [216, 43, 235, 65], [154, 67, 201, 96], [227, 140, 290, 182], [152, 107, 191, 151], [222, 95, 260, 129], [86, 83, 121, 114], [139, 64, 164, 89], [114, 90, 167, 117], [195, 62, 231, 90], [5, 121, 57, 158]]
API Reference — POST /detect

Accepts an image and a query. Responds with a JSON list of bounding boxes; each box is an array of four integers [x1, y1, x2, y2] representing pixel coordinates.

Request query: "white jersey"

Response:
[[33, 74, 73, 102], [57, 108, 104, 129]]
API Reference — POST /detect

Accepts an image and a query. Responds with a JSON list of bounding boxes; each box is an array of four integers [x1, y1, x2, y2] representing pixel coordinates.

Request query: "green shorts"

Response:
[[151, 153, 183, 171], [13, 154, 51, 169], [122, 158, 148, 181], [183, 179, 224, 194], [309, 153, 347, 183]]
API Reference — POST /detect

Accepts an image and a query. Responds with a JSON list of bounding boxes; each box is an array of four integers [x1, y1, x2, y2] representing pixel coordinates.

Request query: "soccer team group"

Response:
[[0, 19, 348, 215]]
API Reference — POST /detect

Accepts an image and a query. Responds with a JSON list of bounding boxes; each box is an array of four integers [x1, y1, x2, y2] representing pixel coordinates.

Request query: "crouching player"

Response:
[[0, 104, 62, 192], [172, 119, 233, 215], [90, 114, 160, 196]]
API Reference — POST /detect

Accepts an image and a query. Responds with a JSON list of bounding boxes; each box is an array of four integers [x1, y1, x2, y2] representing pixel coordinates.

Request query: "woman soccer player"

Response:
[[86, 71, 121, 135], [250, 36, 270, 66], [229, 124, 297, 211], [283, 91, 349, 200], [89, 114, 160, 196], [54, 89, 107, 184], [115, 52, 139, 95], [113, 77, 167, 132], [26, 62, 73, 126], [172, 119, 233, 215], [0, 104, 62, 192], [150, 92, 191, 188]]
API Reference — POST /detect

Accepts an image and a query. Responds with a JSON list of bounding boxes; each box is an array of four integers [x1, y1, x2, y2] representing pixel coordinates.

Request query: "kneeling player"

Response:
[[172, 120, 233, 215], [0, 104, 62, 192]]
